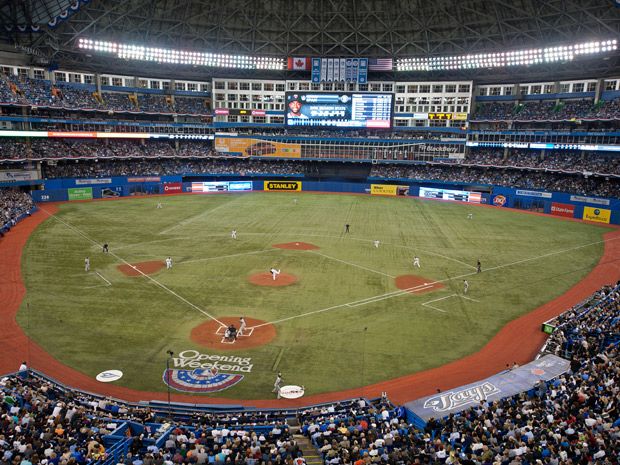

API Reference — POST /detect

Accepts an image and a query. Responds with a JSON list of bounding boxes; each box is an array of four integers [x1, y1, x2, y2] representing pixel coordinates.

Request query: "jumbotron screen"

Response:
[[284, 92, 394, 129]]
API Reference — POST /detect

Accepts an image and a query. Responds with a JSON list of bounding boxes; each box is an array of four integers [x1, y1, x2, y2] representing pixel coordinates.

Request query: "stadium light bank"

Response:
[[396, 40, 618, 71]]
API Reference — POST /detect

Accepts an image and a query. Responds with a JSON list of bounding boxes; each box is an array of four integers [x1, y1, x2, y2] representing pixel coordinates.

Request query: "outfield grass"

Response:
[[17, 192, 610, 398]]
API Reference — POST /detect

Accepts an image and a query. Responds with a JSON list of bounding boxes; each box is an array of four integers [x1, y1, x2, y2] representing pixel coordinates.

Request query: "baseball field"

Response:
[[15, 192, 611, 399]]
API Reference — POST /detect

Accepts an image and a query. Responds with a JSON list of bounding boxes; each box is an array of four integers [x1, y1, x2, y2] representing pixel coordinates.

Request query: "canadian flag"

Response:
[[287, 57, 311, 70]]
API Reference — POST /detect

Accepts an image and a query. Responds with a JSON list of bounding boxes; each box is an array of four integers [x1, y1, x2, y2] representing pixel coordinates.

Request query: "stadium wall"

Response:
[[29, 175, 620, 225]]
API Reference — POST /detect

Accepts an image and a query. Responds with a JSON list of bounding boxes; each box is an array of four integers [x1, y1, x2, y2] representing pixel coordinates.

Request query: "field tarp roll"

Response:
[[405, 354, 569, 421]]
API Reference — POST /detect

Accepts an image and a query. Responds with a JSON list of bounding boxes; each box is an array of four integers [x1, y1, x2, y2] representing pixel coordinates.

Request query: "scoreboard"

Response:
[[285, 92, 393, 129]]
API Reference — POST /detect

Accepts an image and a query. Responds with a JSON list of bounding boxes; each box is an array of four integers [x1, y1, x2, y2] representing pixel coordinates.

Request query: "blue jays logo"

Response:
[[163, 368, 244, 393], [594, 209, 600, 215]]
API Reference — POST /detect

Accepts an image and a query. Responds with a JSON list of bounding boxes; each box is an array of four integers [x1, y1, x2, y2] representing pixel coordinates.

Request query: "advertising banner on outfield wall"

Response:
[[0, 170, 39, 182], [582, 206, 611, 224], [163, 182, 183, 194], [370, 184, 409, 196], [215, 137, 302, 158], [264, 181, 302, 191], [67, 187, 93, 201], [550, 202, 575, 218]]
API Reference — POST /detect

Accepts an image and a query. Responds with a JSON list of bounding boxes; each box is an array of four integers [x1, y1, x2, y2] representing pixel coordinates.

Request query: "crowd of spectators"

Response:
[[1, 372, 304, 465], [0, 76, 210, 115], [473, 99, 620, 121], [41, 159, 305, 179], [463, 149, 620, 175], [0, 188, 34, 235], [299, 284, 619, 465], [371, 164, 620, 198]]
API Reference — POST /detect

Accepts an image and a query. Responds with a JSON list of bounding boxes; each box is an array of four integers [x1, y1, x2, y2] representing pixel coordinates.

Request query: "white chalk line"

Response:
[[251, 235, 620, 329], [95, 271, 112, 286], [159, 198, 240, 235], [179, 249, 274, 265], [307, 250, 395, 278], [39, 207, 226, 328], [112, 236, 193, 251], [420, 293, 480, 313]]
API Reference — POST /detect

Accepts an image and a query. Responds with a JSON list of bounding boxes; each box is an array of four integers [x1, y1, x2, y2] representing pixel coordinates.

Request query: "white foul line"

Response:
[[308, 250, 395, 278], [251, 235, 620, 329], [39, 207, 226, 328], [421, 293, 479, 313], [95, 271, 112, 286], [159, 198, 238, 235], [179, 249, 274, 265]]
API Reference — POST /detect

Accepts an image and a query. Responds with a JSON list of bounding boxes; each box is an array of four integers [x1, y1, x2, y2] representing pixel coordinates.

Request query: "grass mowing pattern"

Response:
[[18, 193, 609, 398]]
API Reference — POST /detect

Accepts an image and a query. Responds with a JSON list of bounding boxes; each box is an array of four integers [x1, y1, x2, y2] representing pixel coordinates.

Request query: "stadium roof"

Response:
[[1, 0, 619, 81]]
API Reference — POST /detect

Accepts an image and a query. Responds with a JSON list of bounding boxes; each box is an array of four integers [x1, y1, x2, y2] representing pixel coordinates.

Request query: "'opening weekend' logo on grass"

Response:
[[162, 350, 252, 393]]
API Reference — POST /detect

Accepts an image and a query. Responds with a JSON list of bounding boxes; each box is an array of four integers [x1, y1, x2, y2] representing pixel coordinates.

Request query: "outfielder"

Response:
[[413, 256, 420, 268], [84, 257, 90, 272], [270, 268, 281, 281], [231, 229, 237, 239], [373, 240, 380, 248], [165, 257, 173, 269]]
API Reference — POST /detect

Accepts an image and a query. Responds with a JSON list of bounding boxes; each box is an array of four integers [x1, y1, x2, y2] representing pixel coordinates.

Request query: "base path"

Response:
[[191, 317, 276, 350], [395, 275, 445, 294], [248, 272, 298, 287], [1, 205, 620, 407], [273, 242, 319, 250], [117, 261, 165, 276]]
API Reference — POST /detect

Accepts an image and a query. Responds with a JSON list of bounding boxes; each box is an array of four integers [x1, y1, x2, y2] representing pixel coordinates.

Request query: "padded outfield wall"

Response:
[[28, 174, 620, 225]]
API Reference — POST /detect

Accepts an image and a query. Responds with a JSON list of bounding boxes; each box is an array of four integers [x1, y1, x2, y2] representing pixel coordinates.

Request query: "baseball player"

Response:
[[238, 317, 247, 336], [272, 372, 282, 397], [413, 256, 420, 268], [467, 213, 473, 220], [345, 224, 350, 233], [84, 257, 90, 272], [463, 280, 469, 294], [165, 257, 173, 269], [156, 202, 163, 209], [373, 240, 380, 248], [476, 260, 481, 274], [102, 243, 109, 253], [231, 229, 237, 239], [270, 268, 281, 281]]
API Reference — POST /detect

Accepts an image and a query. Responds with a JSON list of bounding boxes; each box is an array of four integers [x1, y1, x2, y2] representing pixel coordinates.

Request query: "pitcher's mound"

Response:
[[248, 272, 298, 287], [118, 261, 164, 277], [191, 317, 276, 350], [395, 275, 444, 294], [273, 242, 319, 250]]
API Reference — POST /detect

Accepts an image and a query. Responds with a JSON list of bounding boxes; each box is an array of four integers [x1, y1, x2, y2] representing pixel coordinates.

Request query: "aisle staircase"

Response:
[[293, 430, 323, 465]]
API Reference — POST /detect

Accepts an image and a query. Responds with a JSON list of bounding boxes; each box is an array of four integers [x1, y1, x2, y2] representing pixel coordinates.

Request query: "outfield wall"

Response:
[[30, 175, 620, 225]]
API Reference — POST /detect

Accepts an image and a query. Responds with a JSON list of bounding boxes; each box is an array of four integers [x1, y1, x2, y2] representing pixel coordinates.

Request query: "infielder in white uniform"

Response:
[[463, 280, 469, 294], [165, 257, 173, 269], [373, 240, 380, 248], [270, 268, 281, 281], [413, 256, 420, 268], [157, 202, 163, 209], [84, 257, 90, 272], [231, 229, 237, 239], [238, 317, 247, 336]]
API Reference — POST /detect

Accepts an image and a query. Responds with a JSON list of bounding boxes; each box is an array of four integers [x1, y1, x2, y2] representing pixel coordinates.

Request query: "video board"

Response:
[[419, 187, 482, 203], [191, 181, 253, 193], [284, 92, 393, 129]]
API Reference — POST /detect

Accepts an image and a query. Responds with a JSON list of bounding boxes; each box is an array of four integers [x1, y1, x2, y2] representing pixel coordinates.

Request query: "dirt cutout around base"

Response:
[[248, 272, 298, 287], [395, 275, 445, 294], [273, 242, 319, 250], [191, 317, 276, 350], [117, 261, 165, 277]]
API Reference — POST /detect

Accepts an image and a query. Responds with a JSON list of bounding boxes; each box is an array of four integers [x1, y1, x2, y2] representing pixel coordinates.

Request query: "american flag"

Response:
[[368, 58, 393, 71]]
